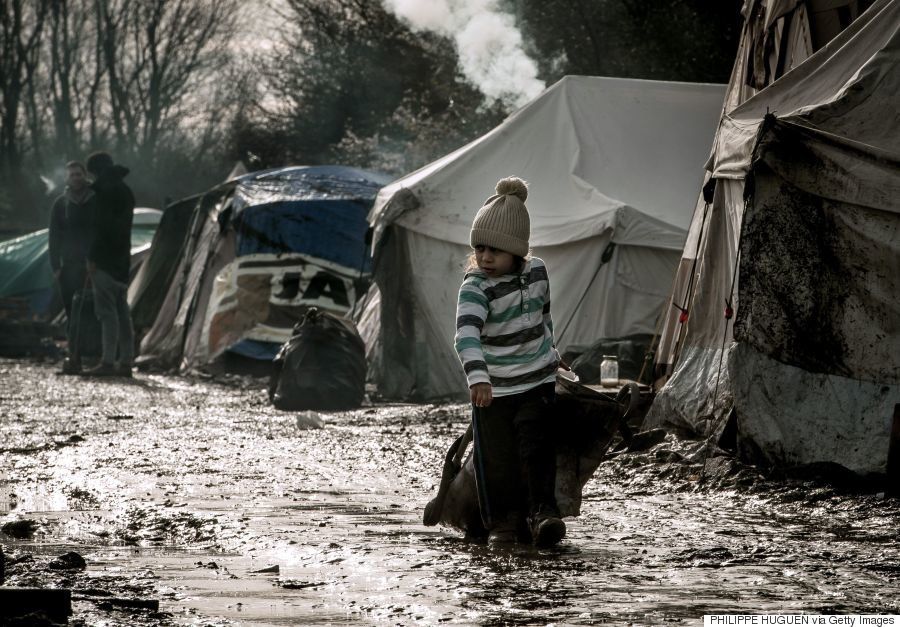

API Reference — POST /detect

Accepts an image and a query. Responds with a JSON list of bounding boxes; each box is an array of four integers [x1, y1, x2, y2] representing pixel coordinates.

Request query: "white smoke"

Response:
[[383, 0, 545, 108]]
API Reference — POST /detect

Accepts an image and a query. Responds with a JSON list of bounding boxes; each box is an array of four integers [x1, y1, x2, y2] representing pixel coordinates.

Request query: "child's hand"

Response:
[[470, 383, 493, 407]]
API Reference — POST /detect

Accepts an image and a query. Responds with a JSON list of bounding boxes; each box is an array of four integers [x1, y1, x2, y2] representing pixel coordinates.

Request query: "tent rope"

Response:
[[697, 114, 775, 479], [636, 294, 670, 385], [710, 244, 741, 415], [643, 176, 718, 385], [670, 197, 711, 368], [556, 241, 614, 347]]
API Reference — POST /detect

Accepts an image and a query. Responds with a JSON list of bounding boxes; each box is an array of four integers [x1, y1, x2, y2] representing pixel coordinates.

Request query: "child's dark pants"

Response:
[[471, 382, 558, 530]]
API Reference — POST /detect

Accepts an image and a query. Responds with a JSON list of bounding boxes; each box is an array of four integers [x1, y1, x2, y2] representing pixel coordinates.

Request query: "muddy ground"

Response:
[[1, 358, 898, 626]]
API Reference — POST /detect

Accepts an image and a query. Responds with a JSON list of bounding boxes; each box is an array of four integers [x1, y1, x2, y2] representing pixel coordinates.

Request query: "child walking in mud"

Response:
[[454, 176, 566, 547]]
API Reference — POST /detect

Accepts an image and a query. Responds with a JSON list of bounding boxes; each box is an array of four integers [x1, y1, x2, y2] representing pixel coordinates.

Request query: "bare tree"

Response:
[[94, 0, 239, 166], [0, 0, 243, 228], [0, 0, 48, 176], [44, 0, 96, 161]]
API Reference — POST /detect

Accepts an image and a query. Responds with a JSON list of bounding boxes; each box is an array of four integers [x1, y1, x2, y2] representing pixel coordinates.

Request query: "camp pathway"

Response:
[[1, 359, 898, 625]]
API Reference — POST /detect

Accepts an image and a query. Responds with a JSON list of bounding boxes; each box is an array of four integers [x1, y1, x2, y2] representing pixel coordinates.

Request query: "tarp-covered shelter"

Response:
[[129, 194, 204, 335], [0, 208, 161, 318], [646, 0, 899, 475], [364, 76, 726, 401], [136, 165, 390, 372]]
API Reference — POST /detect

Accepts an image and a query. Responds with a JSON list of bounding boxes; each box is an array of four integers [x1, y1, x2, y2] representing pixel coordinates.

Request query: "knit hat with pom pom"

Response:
[[470, 176, 530, 257]]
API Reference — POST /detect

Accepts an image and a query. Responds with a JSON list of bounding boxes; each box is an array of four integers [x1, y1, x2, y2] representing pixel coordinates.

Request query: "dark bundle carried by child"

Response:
[[424, 372, 639, 540]]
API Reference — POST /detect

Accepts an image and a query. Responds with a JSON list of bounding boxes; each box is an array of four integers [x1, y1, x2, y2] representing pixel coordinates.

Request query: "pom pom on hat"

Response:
[[495, 176, 528, 202], [470, 176, 530, 257]]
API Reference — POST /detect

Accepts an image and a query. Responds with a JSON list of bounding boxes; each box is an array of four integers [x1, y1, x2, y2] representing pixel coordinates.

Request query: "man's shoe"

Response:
[[530, 514, 566, 547], [83, 362, 117, 377], [115, 363, 133, 378], [59, 357, 82, 375]]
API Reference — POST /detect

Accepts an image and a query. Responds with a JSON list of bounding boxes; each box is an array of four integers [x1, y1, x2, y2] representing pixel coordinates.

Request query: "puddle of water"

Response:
[[2, 359, 899, 626]]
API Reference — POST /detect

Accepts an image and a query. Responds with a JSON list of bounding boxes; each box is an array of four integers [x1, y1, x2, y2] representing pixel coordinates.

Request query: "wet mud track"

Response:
[[1, 358, 898, 625]]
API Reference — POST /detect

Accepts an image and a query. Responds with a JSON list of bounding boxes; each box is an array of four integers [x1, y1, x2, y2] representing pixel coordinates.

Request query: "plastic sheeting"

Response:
[[0, 209, 161, 318], [235, 166, 390, 207], [730, 343, 898, 475], [738, 157, 900, 384], [234, 201, 372, 272], [0, 230, 54, 315], [654, 0, 898, 379], [196, 251, 367, 362], [269, 309, 366, 411], [129, 197, 199, 333], [647, 0, 900, 474], [712, 0, 899, 180], [231, 167, 386, 274], [138, 166, 388, 371], [138, 192, 229, 369]]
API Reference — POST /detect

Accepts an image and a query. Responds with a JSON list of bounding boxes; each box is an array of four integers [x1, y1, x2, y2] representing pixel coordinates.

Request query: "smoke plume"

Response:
[[383, 0, 545, 108]]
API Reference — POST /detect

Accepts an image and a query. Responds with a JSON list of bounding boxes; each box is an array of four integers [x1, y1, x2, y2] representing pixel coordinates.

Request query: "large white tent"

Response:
[[363, 76, 726, 401], [646, 0, 899, 475]]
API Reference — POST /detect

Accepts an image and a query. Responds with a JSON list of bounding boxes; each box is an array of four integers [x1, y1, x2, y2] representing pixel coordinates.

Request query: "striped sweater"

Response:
[[454, 257, 559, 396]]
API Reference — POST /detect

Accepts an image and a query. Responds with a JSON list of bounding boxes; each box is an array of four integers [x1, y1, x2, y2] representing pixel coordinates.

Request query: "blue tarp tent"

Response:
[[136, 165, 390, 371]]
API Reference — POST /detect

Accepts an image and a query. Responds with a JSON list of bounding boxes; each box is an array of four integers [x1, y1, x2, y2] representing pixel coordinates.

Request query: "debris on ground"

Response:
[[0, 358, 897, 625]]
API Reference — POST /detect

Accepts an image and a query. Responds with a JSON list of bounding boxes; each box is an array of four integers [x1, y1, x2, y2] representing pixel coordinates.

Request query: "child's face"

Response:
[[474, 245, 516, 276]]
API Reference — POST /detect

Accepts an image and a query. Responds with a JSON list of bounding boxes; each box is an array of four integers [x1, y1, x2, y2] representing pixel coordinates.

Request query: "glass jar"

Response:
[[600, 355, 619, 387], [0, 470, 9, 515]]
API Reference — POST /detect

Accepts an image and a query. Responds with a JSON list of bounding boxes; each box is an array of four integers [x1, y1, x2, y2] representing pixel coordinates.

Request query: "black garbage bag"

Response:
[[268, 307, 366, 411]]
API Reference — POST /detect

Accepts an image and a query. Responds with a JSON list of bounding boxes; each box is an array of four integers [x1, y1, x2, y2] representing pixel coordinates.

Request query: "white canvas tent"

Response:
[[364, 76, 726, 401], [646, 0, 900, 475]]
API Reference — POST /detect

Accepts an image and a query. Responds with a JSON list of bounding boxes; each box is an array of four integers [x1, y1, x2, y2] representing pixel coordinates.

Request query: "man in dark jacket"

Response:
[[49, 161, 96, 374], [84, 151, 135, 377]]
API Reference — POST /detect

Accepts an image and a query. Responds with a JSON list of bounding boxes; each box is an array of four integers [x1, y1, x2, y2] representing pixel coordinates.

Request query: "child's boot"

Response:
[[529, 509, 566, 547], [487, 513, 520, 545]]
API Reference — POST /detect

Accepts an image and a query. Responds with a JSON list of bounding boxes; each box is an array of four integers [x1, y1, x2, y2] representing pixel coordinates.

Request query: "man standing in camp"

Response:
[[83, 151, 135, 377], [49, 160, 96, 374]]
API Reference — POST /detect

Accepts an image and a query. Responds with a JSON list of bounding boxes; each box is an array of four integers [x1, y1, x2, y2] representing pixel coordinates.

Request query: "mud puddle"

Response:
[[1, 358, 898, 625]]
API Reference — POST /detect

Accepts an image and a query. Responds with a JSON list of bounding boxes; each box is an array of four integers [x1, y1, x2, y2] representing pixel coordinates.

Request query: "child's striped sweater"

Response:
[[454, 257, 559, 397]]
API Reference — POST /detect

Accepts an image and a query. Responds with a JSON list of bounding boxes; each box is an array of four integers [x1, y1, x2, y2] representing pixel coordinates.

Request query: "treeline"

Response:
[[0, 0, 246, 232], [0, 0, 741, 234], [511, 0, 744, 83]]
